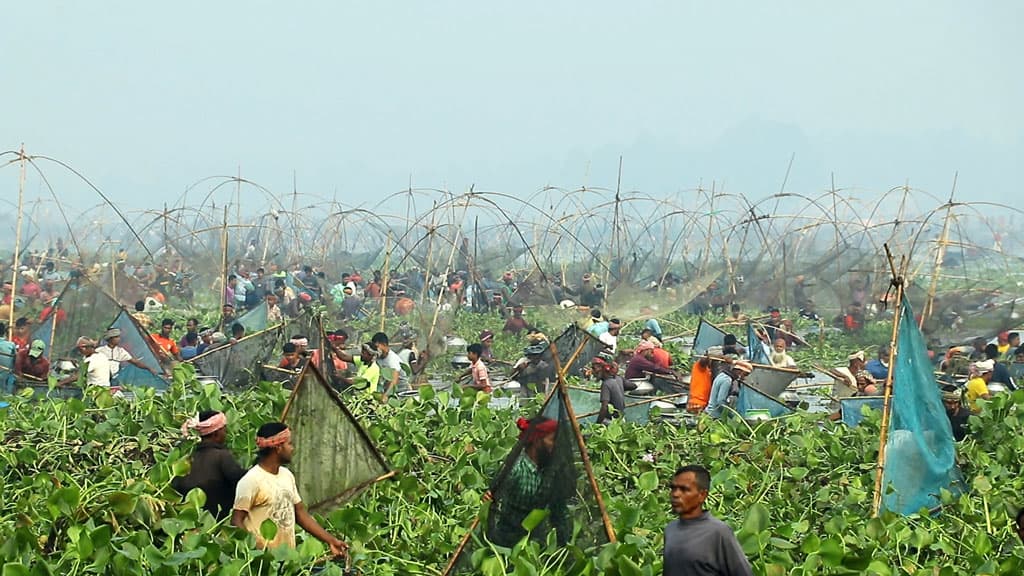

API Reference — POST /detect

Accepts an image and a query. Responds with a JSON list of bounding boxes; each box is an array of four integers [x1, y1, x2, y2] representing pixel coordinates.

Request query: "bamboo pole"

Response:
[[872, 244, 906, 516], [218, 206, 229, 318], [920, 202, 953, 329], [441, 516, 480, 576], [379, 232, 392, 332], [9, 145, 27, 327], [548, 339, 617, 543]]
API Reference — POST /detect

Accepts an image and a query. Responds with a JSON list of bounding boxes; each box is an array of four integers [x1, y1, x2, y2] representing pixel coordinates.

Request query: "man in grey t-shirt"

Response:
[[664, 465, 752, 576]]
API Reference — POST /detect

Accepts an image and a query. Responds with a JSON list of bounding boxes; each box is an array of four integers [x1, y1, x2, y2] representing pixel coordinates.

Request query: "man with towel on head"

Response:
[[232, 422, 349, 555], [172, 410, 246, 519]]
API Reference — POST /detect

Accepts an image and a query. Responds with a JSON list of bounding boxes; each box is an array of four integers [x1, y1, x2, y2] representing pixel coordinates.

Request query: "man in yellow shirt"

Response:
[[965, 359, 994, 413]]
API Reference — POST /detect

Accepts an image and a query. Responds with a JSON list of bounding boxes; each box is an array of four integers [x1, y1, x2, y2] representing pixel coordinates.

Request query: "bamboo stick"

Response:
[[379, 232, 392, 332], [9, 145, 26, 327], [441, 516, 480, 576], [872, 244, 905, 516], [921, 201, 953, 329]]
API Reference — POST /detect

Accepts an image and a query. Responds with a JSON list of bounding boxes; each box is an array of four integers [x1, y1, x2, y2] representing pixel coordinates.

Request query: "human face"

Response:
[[669, 472, 707, 519], [277, 439, 294, 464], [161, 324, 173, 337], [535, 433, 556, 467], [467, 350, 479, 363], [79, 344, 95, 356], [284, 351, 299, 364], [773, 339, 786, 353], [186, 319, 197, 332], [943, 398, 960, 414], [108, 336, 120, 347]]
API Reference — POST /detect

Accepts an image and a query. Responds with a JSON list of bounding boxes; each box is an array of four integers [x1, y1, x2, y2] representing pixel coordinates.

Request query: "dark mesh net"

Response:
[[282, 365, 391, 512], [106, 310, 169, 390], [543, 325, 603, 379], [190, 326, 282, 388], [32, 277, 122, 361], [445, 385, 614, 574]]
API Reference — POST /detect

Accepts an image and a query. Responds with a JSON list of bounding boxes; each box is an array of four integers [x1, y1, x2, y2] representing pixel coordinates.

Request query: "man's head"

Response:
[[730, 303, 741, 315], [513, 305, 524, 317], [265, 293, 278, 306], [228, 275, 238, 287], [104, 328, 121, 347], [160, 319, 174, 337], [517, 416, 558, 468], [877, 344, 891, 361], [1010, 333, 1021, 348], [290, 335, 309, 354], [28, 339, 45, 358], [371, 332, 390, 354], [185, 318, 199, 333], [670, 465, 711, 519], [732, 360, 753, 381], [194, 410, 228, 444], [231, 323, 245, 339], [941, 385, 962, 415], [773, 338, 787, 353], [76, 336, 96, 356], [974, 359, 995, 382], [635, 340, 656, 359], [467, 343, 483, 363], [607, 319, 621, 336], [998, 331, 1010, 345], [282, 342, 299, 363], [847, 350, 866, 371], [14, 317, 29, 335], [134, 300, 146, 313], [255, 422, 293, 464], [984, 343, 1000, 361], [359, 343, 378, 363]]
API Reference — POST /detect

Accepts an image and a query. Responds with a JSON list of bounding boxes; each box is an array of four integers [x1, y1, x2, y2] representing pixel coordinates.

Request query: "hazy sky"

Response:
[[2, 1, 1020, 214]]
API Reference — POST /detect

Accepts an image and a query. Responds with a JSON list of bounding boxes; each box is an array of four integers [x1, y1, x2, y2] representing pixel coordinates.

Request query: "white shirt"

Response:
[[84, 352, 113, 387], [599, 332, 618, 354], [97, 344, 133, 377], [378, 349, 409, 391]]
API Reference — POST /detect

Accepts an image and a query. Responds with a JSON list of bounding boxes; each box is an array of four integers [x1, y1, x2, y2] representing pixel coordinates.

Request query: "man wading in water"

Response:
[[172, 410, 246, 520], [232, 423, 348, 556]]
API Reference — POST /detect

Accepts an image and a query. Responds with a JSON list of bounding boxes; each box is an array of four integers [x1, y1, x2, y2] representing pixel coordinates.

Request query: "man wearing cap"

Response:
[[151, 319, 182, 362], [173, 410, 246, 519], [599, 319, 621, 354], [232, 422, 348, 555], [14, 339, 50, 380], [706, 360, 752, 418], [98, 328, 159, 379], [625, 341, 675, 381], [941, 386, 971, 442], [865, 344, 891, 381], [487, 416, 570, 547], [966, 360, 994, 413], [72, 337, 113, 388], [219, 303, 237, 332], [511, 343, 553, 396]]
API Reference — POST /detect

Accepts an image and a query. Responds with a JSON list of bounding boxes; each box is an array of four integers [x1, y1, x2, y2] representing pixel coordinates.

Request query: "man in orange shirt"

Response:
[[687, 356, 713, 413], [151, 318, 182, 362], [651, 343, 672, 370]]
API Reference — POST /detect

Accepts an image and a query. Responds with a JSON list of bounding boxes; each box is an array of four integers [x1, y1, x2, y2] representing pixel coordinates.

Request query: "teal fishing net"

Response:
[[734, 383, 793, 419], [880, 300, 962, 515], [840, 397, 885, 428], [106, 310, 169, 390]]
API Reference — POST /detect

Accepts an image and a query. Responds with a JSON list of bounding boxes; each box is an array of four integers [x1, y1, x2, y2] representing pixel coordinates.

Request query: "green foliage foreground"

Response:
[[2, 365, 1023, 575]]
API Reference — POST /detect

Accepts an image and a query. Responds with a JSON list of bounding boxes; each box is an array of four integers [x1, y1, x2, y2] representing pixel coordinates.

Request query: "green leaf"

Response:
[[160, 518, 187, 538], [521, 508, 550, 532], [3, 564, 30, 576], [743, 502, 769, 534], [259, 519, 278, 543], [418, 384, 436, 401], [637, 471, 658, 491], [972, 530, 992, 556]]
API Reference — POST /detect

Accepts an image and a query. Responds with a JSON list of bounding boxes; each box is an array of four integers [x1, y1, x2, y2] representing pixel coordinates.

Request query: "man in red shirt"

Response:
[[151, 318, 182, 362], [502, 305, 529, 335]]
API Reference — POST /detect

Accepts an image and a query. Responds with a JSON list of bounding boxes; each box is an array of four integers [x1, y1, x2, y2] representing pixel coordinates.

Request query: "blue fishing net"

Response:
[[734, 383, 793, 419], [840, 397, 885, 427], [692, 319, 728, 355], [235, 301, 269, 332], [881, 300, 962, 515], [106, 310, 169, 390], [746, 322, 769, 364]]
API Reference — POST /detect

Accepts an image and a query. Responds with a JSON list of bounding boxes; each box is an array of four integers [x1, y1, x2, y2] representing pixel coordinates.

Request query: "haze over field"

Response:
[[2, 1, 1021, 213]]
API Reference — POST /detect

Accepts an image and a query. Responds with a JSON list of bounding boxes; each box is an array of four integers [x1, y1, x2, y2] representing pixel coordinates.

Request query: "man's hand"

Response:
[[328, 537, 349, 558]]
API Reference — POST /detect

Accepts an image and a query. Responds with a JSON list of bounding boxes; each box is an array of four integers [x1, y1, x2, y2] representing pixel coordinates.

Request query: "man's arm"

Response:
[[295, 503, 348, 556]]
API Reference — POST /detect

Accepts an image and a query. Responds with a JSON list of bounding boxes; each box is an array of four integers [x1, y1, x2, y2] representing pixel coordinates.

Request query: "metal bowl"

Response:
[[629, 379, 655, 395], [450, 354, 471, 370]]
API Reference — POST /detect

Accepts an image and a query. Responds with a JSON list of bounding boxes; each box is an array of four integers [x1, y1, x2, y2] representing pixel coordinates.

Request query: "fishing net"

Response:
[[880, 300, 962, 515], [235, 301, 269, 332], [190, 326, 282, 389], [746, 322, 770, 364], [734, 384, 793, 419], [692, 319, 740, 356], [33, 277, 122, 360], [840, 396, 885, 428], [105, 310, 169, 389], [281, 364, 392, 512], [546, 325, 603, 379], [445, 386, 614, 574]]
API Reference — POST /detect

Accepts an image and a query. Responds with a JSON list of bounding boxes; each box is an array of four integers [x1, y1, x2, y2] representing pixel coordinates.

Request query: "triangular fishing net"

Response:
[[281, 364, 392, 512], [746, 322, 770, 365], [566, 386, 652, 425], [544, 325, 603, 379], [880, 300, 962, 514], [235, 301, 269, 333], [190, 325, 282, 389], [444, 383, 615, 574], [105, 310, 169, 390], [692, 319, 741, 356], [733, 383, 793, 419], [839, 396, 885, 428], [33, 277, 122, 360]]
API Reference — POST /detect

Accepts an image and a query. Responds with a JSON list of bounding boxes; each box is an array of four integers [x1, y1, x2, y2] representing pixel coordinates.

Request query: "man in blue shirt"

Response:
[[865, 344, 890, 381]]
